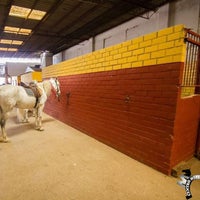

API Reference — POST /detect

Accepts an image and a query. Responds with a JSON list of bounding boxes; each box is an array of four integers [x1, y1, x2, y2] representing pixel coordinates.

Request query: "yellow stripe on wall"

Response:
[[32, 72, 42, 82], [42, 24, 186, 78], [21, 72, 42, 83]]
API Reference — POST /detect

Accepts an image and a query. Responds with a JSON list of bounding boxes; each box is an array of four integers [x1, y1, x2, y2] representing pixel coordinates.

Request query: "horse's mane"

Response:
[[40, 80, 51, 97]]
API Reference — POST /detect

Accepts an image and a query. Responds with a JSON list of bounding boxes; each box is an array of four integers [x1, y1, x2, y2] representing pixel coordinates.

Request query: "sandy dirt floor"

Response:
[[0, 109, 200, 200]]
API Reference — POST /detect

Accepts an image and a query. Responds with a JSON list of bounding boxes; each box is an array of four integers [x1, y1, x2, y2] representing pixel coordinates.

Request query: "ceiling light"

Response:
[[4, 26, 19, 33], [8, 48, 18, 51], [29, 10, 46, 20], [0, 47, 18, 51], [0, 48, 8, 51], [0, 39, 23, 45], [9, 5, 46, 20], [12, 40, 23, 45], [19, 28, 32, 35], [9, 5, 31, 18], [0, 39, 12, 44], [4, 26, 32, 35]]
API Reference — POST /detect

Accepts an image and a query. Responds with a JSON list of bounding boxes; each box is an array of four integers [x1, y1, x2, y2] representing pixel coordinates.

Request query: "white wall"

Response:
[[53, 38, 93, 64], [63, 38, 93, 61], [168, 0, 200, 32], [53, 52, 63, 64], [52, 0, 200, 63], [94, 5, 169, 50]]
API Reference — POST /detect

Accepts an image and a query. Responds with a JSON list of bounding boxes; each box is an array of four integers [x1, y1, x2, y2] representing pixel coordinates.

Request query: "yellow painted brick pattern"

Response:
[[21, 72, 42, 83], [42, 24, 186, 78], [32, 72, 42, 82], [181, 87, 195, 97]]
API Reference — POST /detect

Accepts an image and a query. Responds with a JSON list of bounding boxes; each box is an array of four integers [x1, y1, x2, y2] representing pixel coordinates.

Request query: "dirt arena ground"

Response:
[[0, 110, 200, 200]]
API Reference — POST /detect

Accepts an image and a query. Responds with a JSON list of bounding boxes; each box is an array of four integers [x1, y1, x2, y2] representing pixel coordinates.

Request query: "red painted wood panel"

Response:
[[171, 95, 200, 167]]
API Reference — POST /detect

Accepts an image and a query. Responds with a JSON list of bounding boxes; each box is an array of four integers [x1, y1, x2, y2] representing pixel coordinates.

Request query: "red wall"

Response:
[[45, 62, 183, 174]]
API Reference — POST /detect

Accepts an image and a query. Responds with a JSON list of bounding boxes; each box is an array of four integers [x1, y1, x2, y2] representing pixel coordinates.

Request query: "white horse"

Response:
[[0, 78, 61, 142]]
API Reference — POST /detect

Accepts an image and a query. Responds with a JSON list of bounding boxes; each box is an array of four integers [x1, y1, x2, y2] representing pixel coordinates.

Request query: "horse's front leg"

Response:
[[0, 117, 9, 142], [35, 107, 44, 131], [17, 108, 29, 123]]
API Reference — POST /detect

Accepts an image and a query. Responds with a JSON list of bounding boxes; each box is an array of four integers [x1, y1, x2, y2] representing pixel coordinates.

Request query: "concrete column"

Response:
[[40, 51, 53, 67]]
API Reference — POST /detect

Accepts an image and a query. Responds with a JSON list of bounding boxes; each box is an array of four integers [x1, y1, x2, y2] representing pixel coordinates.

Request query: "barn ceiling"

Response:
[[0, 0, 175, 58]]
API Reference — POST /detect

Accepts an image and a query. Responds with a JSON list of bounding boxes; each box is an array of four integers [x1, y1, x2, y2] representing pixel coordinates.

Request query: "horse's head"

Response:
[[50, 78, 61, 101]]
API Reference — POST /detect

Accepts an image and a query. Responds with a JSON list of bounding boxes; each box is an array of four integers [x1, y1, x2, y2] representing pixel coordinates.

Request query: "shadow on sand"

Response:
[[5, 115, 55, 138]]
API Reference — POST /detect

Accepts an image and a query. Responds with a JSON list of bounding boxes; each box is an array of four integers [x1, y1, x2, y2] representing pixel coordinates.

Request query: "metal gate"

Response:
[[182, 29, 200, 159], [196, 123, 200, 159], [182, 28, 200, 94]]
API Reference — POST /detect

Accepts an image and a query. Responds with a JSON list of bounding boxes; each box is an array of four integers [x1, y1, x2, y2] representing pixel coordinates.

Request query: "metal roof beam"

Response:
[[0, 0, 14, 35], [123, 0, 156, 11]]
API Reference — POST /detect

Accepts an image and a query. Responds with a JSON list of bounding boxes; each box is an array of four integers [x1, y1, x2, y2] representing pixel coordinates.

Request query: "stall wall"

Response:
[[171, 96, 200, 167], [43, 25, 190, 174], [21, 72, 42, 83]]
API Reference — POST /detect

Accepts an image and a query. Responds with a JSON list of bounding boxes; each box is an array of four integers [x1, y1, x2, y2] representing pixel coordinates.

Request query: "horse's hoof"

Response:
[[3, 139, 10, 143], [18, 119, 29, 123], [0, 137, 10, 143], [22, 120, 29, 123], [35, 127, 44, 131]]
